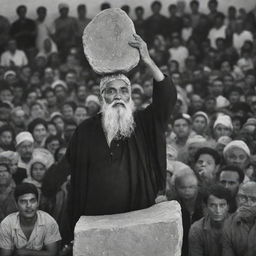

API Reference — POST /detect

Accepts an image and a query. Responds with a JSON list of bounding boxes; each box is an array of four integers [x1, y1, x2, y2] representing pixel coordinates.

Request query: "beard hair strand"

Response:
[[102, 99, 135, 145]]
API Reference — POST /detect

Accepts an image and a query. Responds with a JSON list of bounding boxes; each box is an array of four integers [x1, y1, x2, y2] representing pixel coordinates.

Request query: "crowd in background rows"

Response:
[[0, 0, 256, 255]]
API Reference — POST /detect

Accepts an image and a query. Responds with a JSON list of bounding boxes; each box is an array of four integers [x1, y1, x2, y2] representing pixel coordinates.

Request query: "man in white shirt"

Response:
[[168, 36, 189, 72], [35, 6, 56, 52], [0, 183, 61, 256], [208, 13, 227, 49], [0, 39, 28, 67], [233, 18, 253, 53]]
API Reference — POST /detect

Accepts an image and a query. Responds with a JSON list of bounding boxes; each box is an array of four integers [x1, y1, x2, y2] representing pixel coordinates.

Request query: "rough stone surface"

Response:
[[74, 201, 183, 256], [82, 8, 140, 75]]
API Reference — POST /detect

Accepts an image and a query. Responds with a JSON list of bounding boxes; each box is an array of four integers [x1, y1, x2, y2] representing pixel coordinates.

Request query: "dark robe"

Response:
[[65, 76, 177, 230], [66, 77, 177, 226]]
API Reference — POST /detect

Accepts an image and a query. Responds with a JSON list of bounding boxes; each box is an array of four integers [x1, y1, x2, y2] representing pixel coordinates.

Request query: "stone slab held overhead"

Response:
[[74, 201, 183, 256], [82, 8, 140, 75]]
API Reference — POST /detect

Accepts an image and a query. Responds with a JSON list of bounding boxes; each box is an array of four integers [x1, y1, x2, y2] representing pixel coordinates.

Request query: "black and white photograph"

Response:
[[0, 0, 256, 255]]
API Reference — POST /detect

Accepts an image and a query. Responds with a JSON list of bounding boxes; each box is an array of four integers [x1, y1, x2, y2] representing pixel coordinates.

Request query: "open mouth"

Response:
[[113, 102, 125, 108]]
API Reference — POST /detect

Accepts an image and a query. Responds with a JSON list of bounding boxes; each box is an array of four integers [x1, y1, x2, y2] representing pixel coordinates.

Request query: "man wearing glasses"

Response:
[[222, 181, 256, 256]]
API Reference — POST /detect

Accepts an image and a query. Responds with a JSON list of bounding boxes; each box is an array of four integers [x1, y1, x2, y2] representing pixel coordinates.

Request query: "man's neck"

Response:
[[176, 137, 188, 146], [20, 213, 37, 227]]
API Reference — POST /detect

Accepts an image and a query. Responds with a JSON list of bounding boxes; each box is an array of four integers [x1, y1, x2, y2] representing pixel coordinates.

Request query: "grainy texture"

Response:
[[82, 8, 140, 74], [73, 201, 183, 256]]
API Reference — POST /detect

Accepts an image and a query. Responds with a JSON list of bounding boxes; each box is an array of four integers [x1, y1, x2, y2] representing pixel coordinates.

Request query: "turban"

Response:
[[85, 95, 100, 107], [51, 80, 68, 90], [100, 74, 130, 94], [186, 135, 207, 147], [213, 114, 233, 130], [3, 70, 16, 80], [15, 132, 34, 147], [217, 136, 232, 146], [223, 140, 250, 158]]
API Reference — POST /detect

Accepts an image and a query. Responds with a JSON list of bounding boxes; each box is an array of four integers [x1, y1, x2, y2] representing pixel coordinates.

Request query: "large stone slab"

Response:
[[82, 8, 140, 75], [74, 201, 182, 256]]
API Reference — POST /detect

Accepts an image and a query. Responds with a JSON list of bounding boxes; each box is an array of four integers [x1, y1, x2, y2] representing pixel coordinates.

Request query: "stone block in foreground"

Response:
[[74, 201, 182, 256]]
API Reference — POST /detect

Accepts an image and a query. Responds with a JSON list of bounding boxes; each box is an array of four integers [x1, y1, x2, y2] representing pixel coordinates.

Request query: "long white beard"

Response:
[[102, 99, 135, 145]]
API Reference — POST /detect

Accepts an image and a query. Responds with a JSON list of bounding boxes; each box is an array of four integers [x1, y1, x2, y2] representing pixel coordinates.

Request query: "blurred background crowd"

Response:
[[1, 0, 256, 255]]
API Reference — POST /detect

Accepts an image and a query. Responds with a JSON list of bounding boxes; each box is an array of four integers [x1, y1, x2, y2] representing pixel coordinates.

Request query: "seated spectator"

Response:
[[232, 18, 253, 53], [194, 147, 221, 186], [15, 132, 34, 178], [168, 36, 189, 72], [172, 168, 204, 256], [222, 182, 256, 256], [0, 39, 28, 67], [212, 115, 233, 141], [189, 184, 231, 256], [0, 125, 15, 151], [0, 183, 61, 255], [74, 105, 88, 125], [192, 111, 209, 136], [223, 140, 253, 182], [217, 165, 244, 212], [208, 13, 227, 49], [28, 118, 48, 148], [23, 150, 54, 199], [0, 163, 17, 222], [85, 95, 100, 118], [170, 114, 192, 152]]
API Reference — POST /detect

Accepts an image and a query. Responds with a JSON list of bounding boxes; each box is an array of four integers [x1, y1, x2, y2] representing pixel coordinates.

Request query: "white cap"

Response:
[[85, 95, 100, 106], [213, 114, 233, 130], [15, 132, 34, 147]]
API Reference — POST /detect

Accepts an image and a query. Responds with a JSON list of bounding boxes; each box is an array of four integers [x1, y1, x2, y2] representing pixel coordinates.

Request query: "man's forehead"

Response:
[[105, 79, 129, 88]]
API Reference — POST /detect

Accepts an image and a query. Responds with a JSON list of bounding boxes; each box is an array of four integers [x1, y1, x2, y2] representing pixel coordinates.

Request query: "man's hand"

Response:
[[128, 34, 151, 64]]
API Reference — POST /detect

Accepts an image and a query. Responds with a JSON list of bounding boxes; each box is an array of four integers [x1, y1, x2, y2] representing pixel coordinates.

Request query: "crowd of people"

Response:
[[0, 0, 256, 255]]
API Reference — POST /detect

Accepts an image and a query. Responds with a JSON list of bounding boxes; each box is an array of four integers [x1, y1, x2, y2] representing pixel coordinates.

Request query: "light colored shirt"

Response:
[[208, 25, 227, 49], [0, 210, 61, 250], [168, 46, 189, 72], [0, 50, 28, 67], [233, 31, 253, 53]]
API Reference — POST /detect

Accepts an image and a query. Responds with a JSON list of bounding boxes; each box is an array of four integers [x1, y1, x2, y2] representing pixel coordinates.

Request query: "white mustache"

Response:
[[111, 100, 126, 108]]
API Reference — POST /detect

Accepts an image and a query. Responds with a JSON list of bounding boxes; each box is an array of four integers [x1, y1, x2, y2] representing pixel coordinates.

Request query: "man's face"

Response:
[[103, 80, 131, 105], [17, 193, 38, 219], [175, 175, 198, 200], [229, 91, 240, 104], [31, 162, 46, 182], [77, 86, 87, 101], [0, 89, 13, 103], [47, 140, 60, 155], [219, 171, 240, 197], [0, 131, 13, 146], [37, 8, 46, 20], [237, 185, 256, 208], [214, 124, 232, 139], [173, 119, 190, 139], [207, 195, 229, 222], [225, 148, 249, 170], [62, 105, 74, 120], [0, 164, 11, 186], [46, 91, 57, 106], [12, 110, 25, 126], [8, 40, 17, 52], [211, 80, 224, 96], [195, 154, 217, 182], [59, 7, 69, 17], [17, 141, 34, 163]]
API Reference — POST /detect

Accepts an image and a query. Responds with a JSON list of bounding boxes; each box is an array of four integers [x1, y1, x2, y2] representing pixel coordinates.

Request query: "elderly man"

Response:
[[15, 132, 34, 178], [222, 182, 256, 256], [65, 34, 177, 229]]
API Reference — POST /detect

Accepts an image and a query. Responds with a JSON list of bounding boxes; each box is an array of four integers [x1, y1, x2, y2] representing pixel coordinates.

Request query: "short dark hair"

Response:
[[101, 2, 111, 10], [135, 6, 144, 13], [194, 147, 221, 165], [16, 5, 26, 14], [217, 165, 245, 183], [172, 113, 191, 125], [190, 0, 199, 7], [28, 118, 47, 134], [14, 183, 39, 202], [151, 1, 162, 9], [36, 6, 46, 14], [77, 4, 86, 11], [203, 184, 232, 205]]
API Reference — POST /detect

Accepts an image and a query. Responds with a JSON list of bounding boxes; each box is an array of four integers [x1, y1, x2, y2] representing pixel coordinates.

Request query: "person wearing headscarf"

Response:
[[192, 111, 209, 136], [212, 114, 233, 141]]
